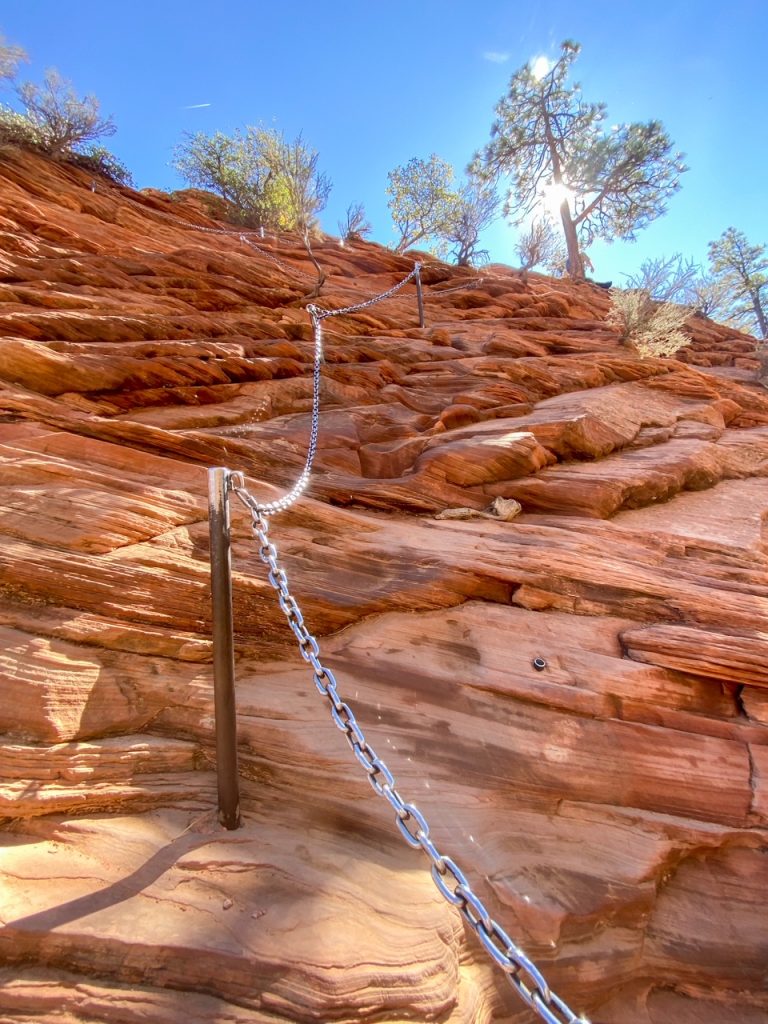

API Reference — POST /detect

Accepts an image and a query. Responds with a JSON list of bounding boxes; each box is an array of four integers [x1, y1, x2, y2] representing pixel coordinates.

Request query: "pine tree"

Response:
[[708, 228, 768, 339], [475, 41, 686, 279]]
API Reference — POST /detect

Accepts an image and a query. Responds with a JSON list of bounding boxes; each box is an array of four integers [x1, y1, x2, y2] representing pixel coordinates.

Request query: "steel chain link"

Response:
[[231, 499, 589, 1024], [230, 264, 422, 517], [430, 276, 485, 296], [307, 262, 421, 320]]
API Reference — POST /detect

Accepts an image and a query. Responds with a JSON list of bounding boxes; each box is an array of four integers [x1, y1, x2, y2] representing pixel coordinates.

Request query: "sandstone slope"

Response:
[[0, 148, 767, 1024]]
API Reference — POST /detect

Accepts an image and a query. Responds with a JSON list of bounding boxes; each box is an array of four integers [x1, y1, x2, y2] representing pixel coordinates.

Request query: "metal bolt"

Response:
[[532, 657, 547, 671]]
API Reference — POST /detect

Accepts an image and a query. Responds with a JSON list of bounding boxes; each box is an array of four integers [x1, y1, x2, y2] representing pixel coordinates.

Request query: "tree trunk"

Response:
[[750, 290, 768, 339], [560, 202, 584, 280], [540, 100, 585, 281]]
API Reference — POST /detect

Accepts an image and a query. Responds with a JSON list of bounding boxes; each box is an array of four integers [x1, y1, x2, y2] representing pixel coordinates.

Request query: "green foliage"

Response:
[[257, 130, 331, 234], [568, 119, 684, 244], [0, 103, 46, 149], [0, 101, 130, 185], [173, 127, 330, 233], [173, 128, 267, 223], [475, 40, 686, 278], [386, 154, 458, 253], [607, 288, 691, 358], [70, 145, 134, 187], [0, 37, 127, 180], [17, 69, 116, 158], [707, 228, 768, 338]]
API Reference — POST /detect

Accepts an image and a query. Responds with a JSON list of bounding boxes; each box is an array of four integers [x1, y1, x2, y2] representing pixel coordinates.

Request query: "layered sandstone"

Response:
[[0, 147, 766, 1023]]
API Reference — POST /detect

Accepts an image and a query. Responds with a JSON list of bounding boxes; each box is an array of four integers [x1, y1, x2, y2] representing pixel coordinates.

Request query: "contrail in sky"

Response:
[[183, 102, 211, 109]]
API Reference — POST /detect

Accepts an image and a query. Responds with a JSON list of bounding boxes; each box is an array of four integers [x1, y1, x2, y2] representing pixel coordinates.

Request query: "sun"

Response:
[[539, 181, 573, 218], [530, 55, 552, 81]]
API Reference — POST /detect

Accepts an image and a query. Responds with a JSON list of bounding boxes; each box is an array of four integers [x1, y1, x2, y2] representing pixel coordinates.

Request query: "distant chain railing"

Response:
[[89, 177, 483, 305], [89, 178, 317, 281], [430, 275, 485, 296], [231, 262, 422, 517], [226, 488, 589, 1024]]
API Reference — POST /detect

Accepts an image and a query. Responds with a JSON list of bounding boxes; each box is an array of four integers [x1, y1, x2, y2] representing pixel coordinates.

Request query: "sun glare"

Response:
[[539, 181, 573, 217], [530, 55, 552, 80]]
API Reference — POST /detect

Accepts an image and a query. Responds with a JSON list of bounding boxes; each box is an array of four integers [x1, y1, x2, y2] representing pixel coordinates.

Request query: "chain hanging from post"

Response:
[[232, 262, 422, 518], [227, 492, 589, 1024], [214, 246, 587, 1019]]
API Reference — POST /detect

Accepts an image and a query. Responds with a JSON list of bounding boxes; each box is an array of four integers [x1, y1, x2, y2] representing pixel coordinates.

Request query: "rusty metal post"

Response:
[[207, 467, 241, 829], [415, 264, 425, 328]]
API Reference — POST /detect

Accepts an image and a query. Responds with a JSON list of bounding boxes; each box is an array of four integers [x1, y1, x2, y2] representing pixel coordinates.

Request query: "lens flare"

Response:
[[539, 181, 573, 217]]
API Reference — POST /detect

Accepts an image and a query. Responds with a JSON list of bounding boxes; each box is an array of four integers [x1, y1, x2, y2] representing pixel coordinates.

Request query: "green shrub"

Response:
[[0, 105, 133, 187], [16, 69, 116, 160], [70, 145, 134, 187], [0, 104, 45, 149]]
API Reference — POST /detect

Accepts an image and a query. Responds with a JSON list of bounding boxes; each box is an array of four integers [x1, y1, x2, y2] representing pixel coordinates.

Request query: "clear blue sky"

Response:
[[3, 0, 766, 282]]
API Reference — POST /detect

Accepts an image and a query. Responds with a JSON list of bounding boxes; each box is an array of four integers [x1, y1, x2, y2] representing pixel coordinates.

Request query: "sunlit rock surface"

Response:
[[0, 148, 766, 1023]]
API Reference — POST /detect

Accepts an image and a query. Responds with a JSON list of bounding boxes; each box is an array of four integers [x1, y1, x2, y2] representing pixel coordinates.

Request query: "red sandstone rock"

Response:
[[0, 147, 766, 1024]]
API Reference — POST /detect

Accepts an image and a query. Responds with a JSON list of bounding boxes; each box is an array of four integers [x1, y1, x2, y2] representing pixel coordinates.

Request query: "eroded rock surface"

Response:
[[0, 148, 766, 1023]]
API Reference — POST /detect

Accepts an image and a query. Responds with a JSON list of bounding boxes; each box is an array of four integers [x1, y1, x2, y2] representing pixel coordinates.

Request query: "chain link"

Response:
[[307, 262, 421, 320], [431, 276, 485, 296], [233, 502, 590, 1024], [97, 176, 421, 519], [229, 263, 421, 517]]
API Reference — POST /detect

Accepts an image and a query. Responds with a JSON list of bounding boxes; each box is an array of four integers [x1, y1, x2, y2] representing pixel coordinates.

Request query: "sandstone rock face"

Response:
[[0, 148, 766, 1023]]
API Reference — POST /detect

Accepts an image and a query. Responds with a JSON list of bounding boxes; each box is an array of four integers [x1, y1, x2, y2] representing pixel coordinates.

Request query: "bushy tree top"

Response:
[[386, 154, 458, 253], [708, 228, 768, 338], [173, 127, 330, 233], [18, 69, 116, 158], [476, 41, 686, 257]]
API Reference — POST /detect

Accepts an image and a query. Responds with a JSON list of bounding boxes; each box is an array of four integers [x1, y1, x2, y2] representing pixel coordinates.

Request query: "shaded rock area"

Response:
[[0, 147, 767, 1023]]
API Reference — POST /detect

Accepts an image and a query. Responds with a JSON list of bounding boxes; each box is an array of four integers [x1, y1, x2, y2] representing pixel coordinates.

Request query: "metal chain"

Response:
[[231, 319, 321, 517], [230, 264, 422, 517], [432, 276, 485, 296], [235, 231, 315, 281], [308, 262, 421, 320], [232, 501, 590, 1024], [90, 179, 315, 280], [94, 178, 420, 518]]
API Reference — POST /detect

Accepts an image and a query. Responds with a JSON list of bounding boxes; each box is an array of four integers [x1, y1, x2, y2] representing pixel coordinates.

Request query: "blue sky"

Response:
[[2, 0, 766, 282]]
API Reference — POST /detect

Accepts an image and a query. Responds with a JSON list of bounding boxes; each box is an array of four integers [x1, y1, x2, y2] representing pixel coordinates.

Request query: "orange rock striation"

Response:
[[0, 147, 766, 1023]]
